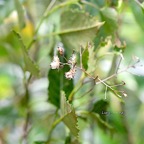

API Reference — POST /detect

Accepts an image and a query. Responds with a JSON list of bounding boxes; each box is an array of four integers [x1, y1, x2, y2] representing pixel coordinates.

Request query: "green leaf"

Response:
[[142, 2, 144, 12], [109, 0, 119, 7], [61, 91, 79, 138], [90, 112, 113, 130], [48, 65, 73, 108], [82, 44, 89, 70], [0, 43, 8, 57], [134, 0, 144, 13], [65, 136, 71, 144], [14, 0, 25, 29], [91, 100, 109, 121], [100, 7, 118, 35], [129, 0, 144, 31], [87, 45, 97, 73], [12, 30, 40, 77], [59, 10, 104, 50], [80, 111, 113, 130]]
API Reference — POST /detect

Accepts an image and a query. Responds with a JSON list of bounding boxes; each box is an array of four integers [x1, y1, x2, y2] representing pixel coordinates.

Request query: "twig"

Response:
[[21, 73, 31, 144], [22, 111, 30, 144], [115, 55, 122, 74], [97, 77, 122, 98], [76, 79, 95, 100]]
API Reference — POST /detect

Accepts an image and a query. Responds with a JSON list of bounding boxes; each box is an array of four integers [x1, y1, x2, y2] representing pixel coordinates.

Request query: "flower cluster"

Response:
[[65, 67, 76, 79], [50, 47, 76, 80], [50, 55, 60, 69]]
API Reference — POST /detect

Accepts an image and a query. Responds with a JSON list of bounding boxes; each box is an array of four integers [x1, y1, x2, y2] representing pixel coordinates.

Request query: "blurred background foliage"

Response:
[[0, 0, 144, 144]]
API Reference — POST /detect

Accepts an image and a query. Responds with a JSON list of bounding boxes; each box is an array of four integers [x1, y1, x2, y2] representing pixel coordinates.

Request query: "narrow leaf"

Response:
[[61, 91, 79, 138], [87, 45, 97, 73], [48, 65, 73, 108], [82, 45, 89, 70], [129, 0, 144, 31], [12, 30, 40, 76], [89, 112, 113, 130], [100, 7, 118, 35], [91, 100, 109, 121], [79, 111, 113, 130]]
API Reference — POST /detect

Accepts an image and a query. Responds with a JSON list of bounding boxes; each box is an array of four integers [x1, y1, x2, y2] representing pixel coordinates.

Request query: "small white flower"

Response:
[[68, 53, 76, 66], [50, 55, 60, 69], [65, 68, 76, 80]]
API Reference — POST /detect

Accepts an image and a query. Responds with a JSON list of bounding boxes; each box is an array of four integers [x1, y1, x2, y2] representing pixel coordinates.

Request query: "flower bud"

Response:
[[57, 46, 64, 55]]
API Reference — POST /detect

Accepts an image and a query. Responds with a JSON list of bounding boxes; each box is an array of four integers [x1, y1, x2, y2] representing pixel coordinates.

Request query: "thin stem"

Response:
[[77, 110, 113, 129], [77, 66, 96, 79], [75, 95, 96, 109], [35, 0, 57, 34], [36, 23, 103, 39], [115, 55, 122, 74], [97, 77, 122, 98], [81, 0, 100, 10], [22, 111, 30, 144], [68, 74, 85, 102], [77, 64, 122, 98], [110, 81, 125, 87], [76, 85, 95, 100], [21, 72, 32, 144], [76, 78, 95, 100], [46, 116, 63, 143], [63, 51, 139, 102], [27, 38, 36, 49], [96, 61, 138, 85]]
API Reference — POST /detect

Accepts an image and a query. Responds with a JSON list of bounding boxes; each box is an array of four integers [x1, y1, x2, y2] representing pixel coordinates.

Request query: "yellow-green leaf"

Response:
[[61, 91, 79, 138], [60, 10, 104, 50], [13, 30, 40, 77]]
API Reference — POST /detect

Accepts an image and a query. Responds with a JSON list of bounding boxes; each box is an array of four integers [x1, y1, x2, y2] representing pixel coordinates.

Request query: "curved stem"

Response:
[[28, 0, 79, 49], [46, 116, 63, 144], [35, 0, 79, 35], [68, 73, 85, 102]]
